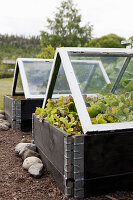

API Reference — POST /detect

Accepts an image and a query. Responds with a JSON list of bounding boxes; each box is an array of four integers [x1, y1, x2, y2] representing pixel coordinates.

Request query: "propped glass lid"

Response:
[[112, 57, 133, 94], [43, 47, 133, 133], [69, 58, 111, 94], [53, 64, 71, 95], [12, 58, 53, 98], [68, 51, 131, 95], [23, 60, 52, 95]]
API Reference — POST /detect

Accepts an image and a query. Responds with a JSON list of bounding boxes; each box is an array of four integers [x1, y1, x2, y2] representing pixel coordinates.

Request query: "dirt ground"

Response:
[[1, 129, 133, 200]]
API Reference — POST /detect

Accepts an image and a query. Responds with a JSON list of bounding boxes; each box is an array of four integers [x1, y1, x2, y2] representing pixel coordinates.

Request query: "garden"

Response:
[[0, 44, 133, 200], [1, 0, 133, 198], [3, 47, 133, 199]]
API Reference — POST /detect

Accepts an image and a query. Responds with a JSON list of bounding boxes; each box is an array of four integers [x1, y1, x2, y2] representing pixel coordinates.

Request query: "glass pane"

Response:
[[68, 54, 126, 95], [85, 91, 133, 123], [101, 56, 126, 83], [23, 60, 52, 95], [68, 53, 133, 124], [115, 58, 133, 94], [16, 72, 24, 93], [71, 60, 106, 94], [53, 64, 71, 95]]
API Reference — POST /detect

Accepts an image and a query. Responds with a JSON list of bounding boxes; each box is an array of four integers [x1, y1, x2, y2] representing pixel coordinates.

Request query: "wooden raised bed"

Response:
[[4, 95, 43, 131], [33, 114, 133, 199]]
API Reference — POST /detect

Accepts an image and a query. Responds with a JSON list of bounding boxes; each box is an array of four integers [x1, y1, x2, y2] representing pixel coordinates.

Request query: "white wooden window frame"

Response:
[[71, 60, 111, 85], [43, 47, 133, 133], [12, 58, 68, 99]]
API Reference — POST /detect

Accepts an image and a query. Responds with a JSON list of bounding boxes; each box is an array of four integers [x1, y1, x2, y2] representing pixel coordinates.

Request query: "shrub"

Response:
[[0, 72, 14, 79]]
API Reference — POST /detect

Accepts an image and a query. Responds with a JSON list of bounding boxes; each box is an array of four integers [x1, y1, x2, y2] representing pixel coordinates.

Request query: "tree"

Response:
[[88, 34, 125, 48], [129, 36, 133, 40], [37, 45, 56, 59], [40, 0, 93, 47], [129, 36, 133, 44]]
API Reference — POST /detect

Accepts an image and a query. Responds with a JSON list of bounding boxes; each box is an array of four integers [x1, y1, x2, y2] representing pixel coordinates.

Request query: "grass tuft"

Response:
[[0, 78, 13, 110]]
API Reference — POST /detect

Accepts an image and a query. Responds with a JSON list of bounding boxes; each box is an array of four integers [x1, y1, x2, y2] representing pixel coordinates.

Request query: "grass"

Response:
[[0, 78, 13, 110]]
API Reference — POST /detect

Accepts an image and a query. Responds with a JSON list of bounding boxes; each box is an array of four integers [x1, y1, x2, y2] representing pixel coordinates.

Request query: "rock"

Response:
[[0, 110, 5, 115], [0, 119, 11, 127], [15, 143, 36, 155], [19, 148, 39, 160], [0, 124, 9, 131], [23, 156, 42, 170], [0, 118, 10, 130], [28, 163, 44, 178], [0, 114, 5, 120]]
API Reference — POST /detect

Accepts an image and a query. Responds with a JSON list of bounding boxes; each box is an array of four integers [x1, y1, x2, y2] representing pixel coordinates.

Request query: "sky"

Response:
[[0, 0, 133, 39]]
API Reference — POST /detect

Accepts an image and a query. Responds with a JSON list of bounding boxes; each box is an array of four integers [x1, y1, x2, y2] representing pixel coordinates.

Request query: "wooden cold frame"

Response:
[[43, 47, 133, 133]]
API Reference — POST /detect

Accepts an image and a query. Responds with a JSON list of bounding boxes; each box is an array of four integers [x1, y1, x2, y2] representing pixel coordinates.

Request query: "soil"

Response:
[[6, 95, 26, 100], [1, 129, 133, 200]]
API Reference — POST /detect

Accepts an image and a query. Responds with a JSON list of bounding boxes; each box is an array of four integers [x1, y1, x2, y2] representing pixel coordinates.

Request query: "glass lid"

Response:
[[43, 47, 133, 133], [12, 58, 53, 98]]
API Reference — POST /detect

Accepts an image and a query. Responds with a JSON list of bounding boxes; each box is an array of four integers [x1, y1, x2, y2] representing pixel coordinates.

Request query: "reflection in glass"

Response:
[[53, 64, 71, 95], [23, 61, 52, 95], [16, 72, 23, 93], [68, 52, 133, 124], [71, 60, 107, 94], [69, 54, 126, 95], [115, 58, 133, 94]]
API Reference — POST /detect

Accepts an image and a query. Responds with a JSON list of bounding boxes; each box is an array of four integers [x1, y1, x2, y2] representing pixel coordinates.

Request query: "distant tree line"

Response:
[[0, 34, 40, 48], [0, 34, 41, 75], [0, 34, 41, 61]]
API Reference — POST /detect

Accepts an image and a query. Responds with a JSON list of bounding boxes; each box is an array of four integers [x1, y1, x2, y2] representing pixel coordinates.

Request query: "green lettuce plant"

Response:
[[35, 92, 133, 135]]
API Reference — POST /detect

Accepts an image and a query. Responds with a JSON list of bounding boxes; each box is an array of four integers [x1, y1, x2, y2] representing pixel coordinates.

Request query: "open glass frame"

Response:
[[12, 58, 53, 98], [12, 58, 71, 99], [43, 47, 133, 133]]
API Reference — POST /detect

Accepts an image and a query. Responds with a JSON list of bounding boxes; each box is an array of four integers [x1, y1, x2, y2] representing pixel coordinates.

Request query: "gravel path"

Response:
[[1, 129, 133, 200]]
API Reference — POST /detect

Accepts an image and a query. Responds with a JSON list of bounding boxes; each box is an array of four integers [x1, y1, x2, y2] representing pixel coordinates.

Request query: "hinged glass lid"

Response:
[[43, 47, 133, 133], [12, 58, 53, 99]]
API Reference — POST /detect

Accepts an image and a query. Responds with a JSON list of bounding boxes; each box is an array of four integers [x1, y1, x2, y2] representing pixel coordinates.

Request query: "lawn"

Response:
[[0, 78, 13, 110]]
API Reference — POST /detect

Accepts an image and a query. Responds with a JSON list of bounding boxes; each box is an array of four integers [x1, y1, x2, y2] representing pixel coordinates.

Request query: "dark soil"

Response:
[[6, 95, 26, 100], [1, 129, 133, 200]]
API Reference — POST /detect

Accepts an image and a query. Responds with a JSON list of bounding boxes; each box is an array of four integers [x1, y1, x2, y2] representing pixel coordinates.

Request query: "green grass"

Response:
[[0, 78, 13, 110]]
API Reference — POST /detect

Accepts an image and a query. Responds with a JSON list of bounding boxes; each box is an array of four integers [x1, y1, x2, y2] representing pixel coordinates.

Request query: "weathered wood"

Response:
[[33, 114, 73, 196], [32, 114, 133, 198], [4, 95, 16, 127], [4, 95, 43, 131]]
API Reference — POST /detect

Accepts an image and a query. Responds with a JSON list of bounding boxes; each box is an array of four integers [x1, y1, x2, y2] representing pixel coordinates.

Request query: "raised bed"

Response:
[[4, 95, 43, 131], [32, 47, 133, 198], [33, 114, 133, 199], [3, 58, 55, 131]]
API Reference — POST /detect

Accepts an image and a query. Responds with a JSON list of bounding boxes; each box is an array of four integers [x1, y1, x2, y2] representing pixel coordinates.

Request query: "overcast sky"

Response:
[[0, 0, 132, 39]]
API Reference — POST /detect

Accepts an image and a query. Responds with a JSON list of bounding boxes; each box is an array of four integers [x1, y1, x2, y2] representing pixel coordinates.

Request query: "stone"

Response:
[[23, 156, 42, 170], [28, 163, 44, 178], [15, 143, 36, 156], [19, 148, 40, 160], [1, 120, 11, 127], [0, 114, 5, 120], [0, 119, 11, 131], [0, 124, 9, 131], [0, 110, 5, 115]]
